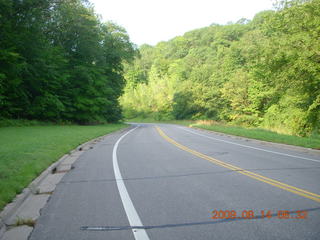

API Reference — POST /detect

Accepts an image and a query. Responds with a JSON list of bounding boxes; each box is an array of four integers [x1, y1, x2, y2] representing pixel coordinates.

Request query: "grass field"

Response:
[[0, 123, 127, 210], [127, 118, 320, 149]]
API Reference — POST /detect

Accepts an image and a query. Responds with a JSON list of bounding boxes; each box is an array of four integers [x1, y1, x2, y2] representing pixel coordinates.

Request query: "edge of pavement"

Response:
[[0, 125, 133, 240], [188, 126, 320, 156]]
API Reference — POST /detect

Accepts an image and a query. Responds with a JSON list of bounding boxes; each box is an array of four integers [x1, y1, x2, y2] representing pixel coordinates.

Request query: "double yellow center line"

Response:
[[156, 126, 320, 203]]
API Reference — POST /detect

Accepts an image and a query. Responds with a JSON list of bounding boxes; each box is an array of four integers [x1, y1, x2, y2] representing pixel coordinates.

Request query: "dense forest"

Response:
[[1, 0, 319, 136], [0, 0, 135, 123], [121, 0, 320, 136]]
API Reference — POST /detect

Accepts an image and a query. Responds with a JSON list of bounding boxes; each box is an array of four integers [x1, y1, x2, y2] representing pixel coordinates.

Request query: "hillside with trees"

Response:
[[0, 0, 135, 123], [121, 0, 320, 136]]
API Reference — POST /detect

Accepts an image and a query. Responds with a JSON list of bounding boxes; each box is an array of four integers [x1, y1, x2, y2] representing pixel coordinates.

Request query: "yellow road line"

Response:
[[156, 126, 320, 203]]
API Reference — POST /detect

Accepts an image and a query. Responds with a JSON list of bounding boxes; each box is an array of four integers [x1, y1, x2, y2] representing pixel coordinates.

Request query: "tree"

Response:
[[0, 0, 136, 123]]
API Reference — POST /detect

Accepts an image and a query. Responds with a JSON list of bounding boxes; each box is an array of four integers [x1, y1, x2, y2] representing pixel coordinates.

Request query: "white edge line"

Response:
[[178, 127, 320, 163], [112, 126, 150, 240]]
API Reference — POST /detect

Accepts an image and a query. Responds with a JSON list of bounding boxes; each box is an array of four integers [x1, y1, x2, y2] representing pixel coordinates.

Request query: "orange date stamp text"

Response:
[[210, 209, 308, 220]]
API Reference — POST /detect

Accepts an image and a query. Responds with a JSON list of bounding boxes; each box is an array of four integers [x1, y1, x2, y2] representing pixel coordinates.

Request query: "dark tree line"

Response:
[[0, 0, 136, 123]]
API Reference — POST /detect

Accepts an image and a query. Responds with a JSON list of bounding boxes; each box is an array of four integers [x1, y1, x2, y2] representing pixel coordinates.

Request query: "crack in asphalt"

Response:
[[80, 207, 320, 231], [59, 166, 320, 184]]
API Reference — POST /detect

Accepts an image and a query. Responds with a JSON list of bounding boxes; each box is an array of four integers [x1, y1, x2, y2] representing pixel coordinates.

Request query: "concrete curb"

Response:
[[0, 126, 131, 240]]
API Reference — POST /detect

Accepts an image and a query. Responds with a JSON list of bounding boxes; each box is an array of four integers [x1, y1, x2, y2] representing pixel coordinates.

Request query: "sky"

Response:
[[91, 0, 274, 46]]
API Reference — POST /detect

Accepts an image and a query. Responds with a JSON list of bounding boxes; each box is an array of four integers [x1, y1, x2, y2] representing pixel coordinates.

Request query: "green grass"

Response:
[[0, 123, 127, 210], [192, 124, 320, 149], [127, 118, 320, 149]]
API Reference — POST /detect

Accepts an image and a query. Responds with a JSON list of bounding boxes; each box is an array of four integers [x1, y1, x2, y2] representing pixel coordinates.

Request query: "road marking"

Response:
[[178, 126, 320, 163], [113, 126, 150, 240], [156, 126, 320, 203]]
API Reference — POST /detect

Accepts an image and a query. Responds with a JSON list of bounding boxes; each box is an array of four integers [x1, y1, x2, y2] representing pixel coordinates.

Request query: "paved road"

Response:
[[30, 124, 320, 240]]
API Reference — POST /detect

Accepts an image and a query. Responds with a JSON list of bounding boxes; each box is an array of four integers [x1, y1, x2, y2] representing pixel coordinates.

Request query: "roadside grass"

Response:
[[127, 118, 320, 149], [0, 123, 127, 210], [191, 124, 320, 149]]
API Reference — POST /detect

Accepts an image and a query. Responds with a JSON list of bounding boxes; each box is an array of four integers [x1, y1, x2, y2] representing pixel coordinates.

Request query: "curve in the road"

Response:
[[156, 126, 320, 203]]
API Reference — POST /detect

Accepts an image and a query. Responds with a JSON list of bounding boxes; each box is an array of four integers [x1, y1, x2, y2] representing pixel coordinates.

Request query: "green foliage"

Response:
[[172, 91, 197, 120], [0, 0, 136, 123], [121, 0, 320, 136]]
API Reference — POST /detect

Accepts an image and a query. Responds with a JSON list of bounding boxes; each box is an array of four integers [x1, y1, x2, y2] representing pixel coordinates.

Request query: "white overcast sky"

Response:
[[91, 0, 274, 46]]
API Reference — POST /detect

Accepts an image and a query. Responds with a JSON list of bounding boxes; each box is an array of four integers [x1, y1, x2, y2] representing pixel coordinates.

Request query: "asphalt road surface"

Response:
[[30, 123, 320, 240]]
